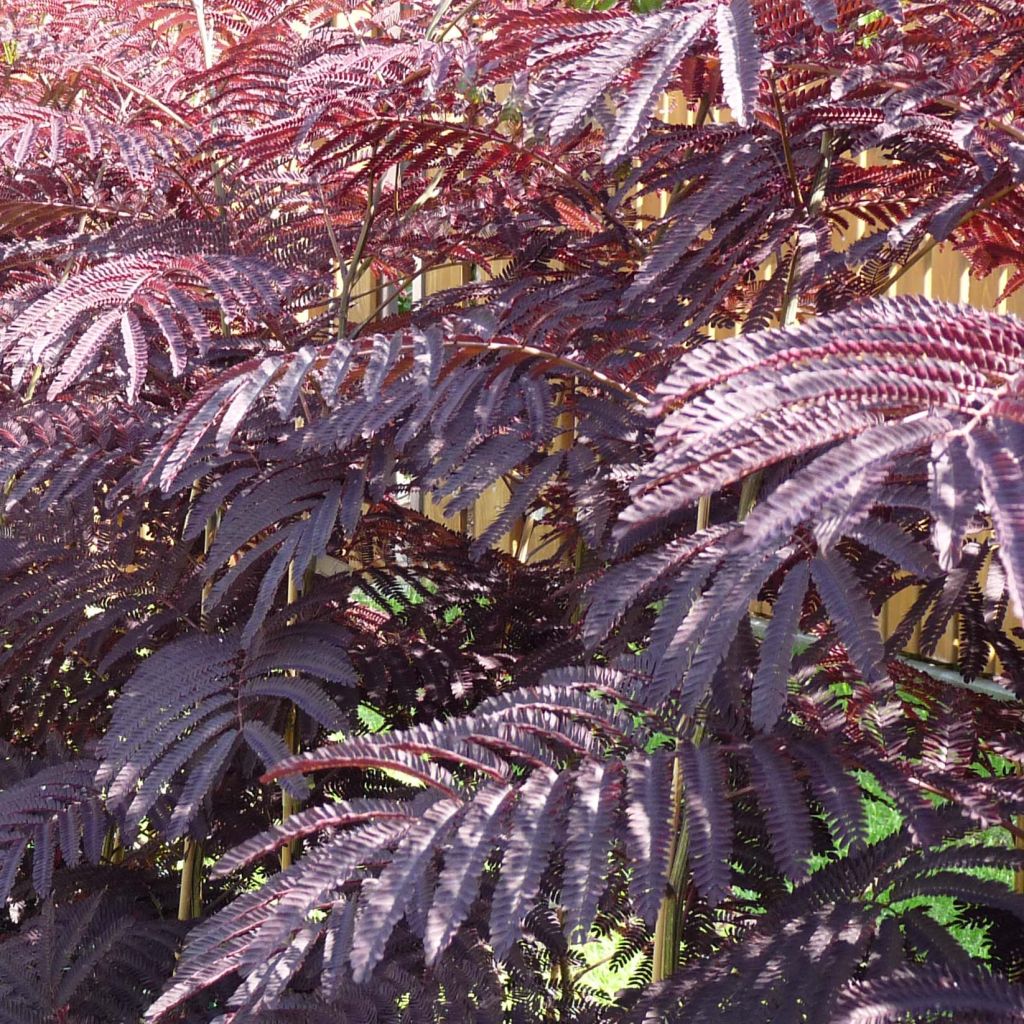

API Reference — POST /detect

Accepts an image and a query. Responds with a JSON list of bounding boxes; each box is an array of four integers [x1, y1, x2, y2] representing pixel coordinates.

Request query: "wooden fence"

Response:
[[342, 88, 1022, 672]]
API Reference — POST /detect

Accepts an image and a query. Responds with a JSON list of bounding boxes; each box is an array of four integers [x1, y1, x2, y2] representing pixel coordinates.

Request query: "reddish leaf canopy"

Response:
[[3, 1, 1024, 1022]]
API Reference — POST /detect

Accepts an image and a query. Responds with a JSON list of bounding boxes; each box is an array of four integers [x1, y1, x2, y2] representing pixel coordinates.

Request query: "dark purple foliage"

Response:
[[3, 0, 1024, 1021]]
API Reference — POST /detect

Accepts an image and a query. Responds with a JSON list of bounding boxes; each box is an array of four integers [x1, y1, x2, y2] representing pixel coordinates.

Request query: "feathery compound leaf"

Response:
[[120, 309, 148, 404], [424, 783, 514, 965], [212, 800, 411, 879], [850, 519, 941, 582], [789, 739, 868, 851], [800, 0, 838, 31], [0, 759, 109, 902], [900, 906, 977, 973], [469, 451, 563, 558], [929, 436, 980, 571], [676, 550, 783, 713], [965, 425, 1024, 622], [98, 626, 343, 838], [747, 737, 813, 882], [682, 742, 732, 906], [5, 252, 293, 400], [529, 9, 709, 159], [886, 871, 1024, 919], [9, 4, 1024, 1021], [739, 418, 952, 553], [489, 768, 570, 959], [584, 527, 731, 648], [148, 822, 406, 1020], [0, 896, 180, 1024], [351, 798, 464, 982], [716, 0, 760, 127], [834, 967, 1024, 1024], [751, 560, 809, 732], [625, 752, 676, 926], [811, 550, 887, 685], [603, 13, 712, 162], [561, 760, 622, 941]]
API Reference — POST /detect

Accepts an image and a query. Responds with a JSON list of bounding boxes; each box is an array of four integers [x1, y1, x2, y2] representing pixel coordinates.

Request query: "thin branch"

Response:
[[85, 66, 193, 131], [769, 76, 803, 209], [451, 339, 647, 405], [339, 168, 383, 338], [869, 181, 1020, 298]]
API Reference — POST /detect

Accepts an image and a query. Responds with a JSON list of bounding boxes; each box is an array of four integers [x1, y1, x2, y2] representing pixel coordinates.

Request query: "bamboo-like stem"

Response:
[[343, 261, 464, 312], [425, 0, 457, 38], [777, 233, 804, 327], [651, 93, 713, 245], [177, 839, 204, 921], [21, 364, 43, 405], [736, 250, 795, 520], [542, 909, 575, 1021], [175, 12, 228, 926], [805, 129, 834, 217], [651, 756, 685, 982], [351, 261, 439, 337], [737, 470, 763, 522], [200, 510, 218, 612], [279, 547, 315, 870], [317, 180, 348, 339], [278, 562, 304, 870], [434, 0, 486, 42], [101, 828, 124, 866], [279, 704, 301, 870], [558, 953, 573, 1015], [651, 723, 703, 982], [177, 499, 219, 919], [696, 493, 712, 532], [651, 100, 736, 980], [191, 0, 216, 70]]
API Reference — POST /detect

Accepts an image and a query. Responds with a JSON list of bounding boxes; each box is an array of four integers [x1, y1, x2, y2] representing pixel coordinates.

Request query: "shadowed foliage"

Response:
[[3, 0, 1024, 1021]]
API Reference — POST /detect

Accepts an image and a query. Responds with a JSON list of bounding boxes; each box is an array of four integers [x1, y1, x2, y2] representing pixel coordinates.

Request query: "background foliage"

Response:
[[4, 0, 1024, 1021]]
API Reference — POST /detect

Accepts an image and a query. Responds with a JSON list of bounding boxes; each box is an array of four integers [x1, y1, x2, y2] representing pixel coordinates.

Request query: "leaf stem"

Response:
[[769, 76, 803, 209], [452, 340, 647, 405], [86, 66, 192, 131], [339, 168, 382, 339], [739, 130, 833, 518], [868, 181, 1018, 299]]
